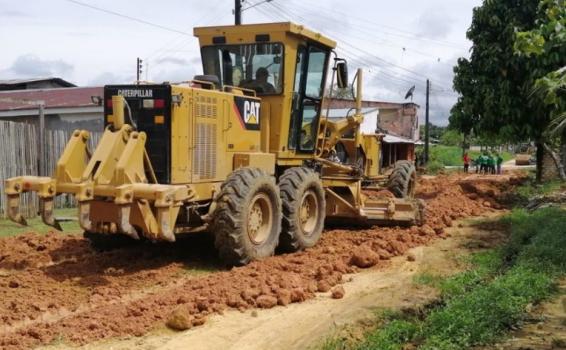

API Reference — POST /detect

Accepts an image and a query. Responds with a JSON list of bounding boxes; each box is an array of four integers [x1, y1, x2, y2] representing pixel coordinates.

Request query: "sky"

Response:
[[0, 0, 483, 125]]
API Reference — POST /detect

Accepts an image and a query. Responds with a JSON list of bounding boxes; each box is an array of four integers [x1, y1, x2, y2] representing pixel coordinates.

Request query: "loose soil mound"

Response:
[[0, 173, 526, 349]]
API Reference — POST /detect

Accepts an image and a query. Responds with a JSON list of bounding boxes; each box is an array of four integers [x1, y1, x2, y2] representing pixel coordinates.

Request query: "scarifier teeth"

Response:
[[7, 194, 27, 226], [117, 205, 140, 240], [40, 198, 62, 231], [158, 208, 175, 242], [78, 202, 92, 231]]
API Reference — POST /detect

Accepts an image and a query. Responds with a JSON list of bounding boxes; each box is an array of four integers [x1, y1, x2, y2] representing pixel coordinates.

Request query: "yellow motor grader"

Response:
[[4, 22, 422, 265]]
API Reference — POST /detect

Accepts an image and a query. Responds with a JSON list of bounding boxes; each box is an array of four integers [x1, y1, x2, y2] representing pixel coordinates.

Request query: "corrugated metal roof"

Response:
[[0, 77, 76, 88], [0, 87, 103, 111]]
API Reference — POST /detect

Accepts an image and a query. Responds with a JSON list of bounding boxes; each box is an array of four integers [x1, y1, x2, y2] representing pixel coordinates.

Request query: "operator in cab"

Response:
[[242, 67, 276, 94]]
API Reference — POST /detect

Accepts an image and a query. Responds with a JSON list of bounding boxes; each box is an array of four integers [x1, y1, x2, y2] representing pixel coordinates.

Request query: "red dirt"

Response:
[[0, 173, 526, 349]]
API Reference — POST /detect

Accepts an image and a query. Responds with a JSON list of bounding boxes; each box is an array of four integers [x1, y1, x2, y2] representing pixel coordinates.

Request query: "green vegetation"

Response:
[[514, 0, 566, 181], [450, 0, 565, 181], [428, 145, 512, 167], [516, 178, 564, 199], [322, 208, 566, 350], [0, 208, 80, 237]]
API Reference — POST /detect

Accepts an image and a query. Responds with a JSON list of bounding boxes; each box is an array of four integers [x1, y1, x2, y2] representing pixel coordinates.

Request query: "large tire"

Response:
[[212, 168, 282, 266], [387, 160, 417, 199], [278, 167, 326, 252]]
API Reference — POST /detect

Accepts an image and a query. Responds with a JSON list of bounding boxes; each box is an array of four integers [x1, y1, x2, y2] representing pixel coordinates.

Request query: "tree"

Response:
[[440, 129, 463, 147], [449, 0, 563, 181], [419, 124, 445, 141], [515, 0, 566, 180]]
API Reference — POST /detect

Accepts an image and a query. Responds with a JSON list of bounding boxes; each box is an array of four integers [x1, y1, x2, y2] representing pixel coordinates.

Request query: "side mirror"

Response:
[[336, 62, 349, 89]]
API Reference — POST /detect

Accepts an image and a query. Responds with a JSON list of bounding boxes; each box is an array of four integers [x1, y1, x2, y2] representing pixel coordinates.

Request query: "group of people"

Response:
[[463, 151, 504, 175]]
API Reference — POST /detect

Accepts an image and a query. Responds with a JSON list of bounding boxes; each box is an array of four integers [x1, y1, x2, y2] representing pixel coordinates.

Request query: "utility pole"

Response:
[[136, 57, 143, 83], [424, 79, 430, 164], [235, 0, 242, 25]]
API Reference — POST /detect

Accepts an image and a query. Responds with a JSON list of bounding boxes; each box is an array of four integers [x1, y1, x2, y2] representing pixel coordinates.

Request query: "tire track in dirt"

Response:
[[0, 173, 525, 349]]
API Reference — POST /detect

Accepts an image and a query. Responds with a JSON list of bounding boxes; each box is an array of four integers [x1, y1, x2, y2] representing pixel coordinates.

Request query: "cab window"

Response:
[[201, 43, 283, 95], [288, 45, 329, 152]]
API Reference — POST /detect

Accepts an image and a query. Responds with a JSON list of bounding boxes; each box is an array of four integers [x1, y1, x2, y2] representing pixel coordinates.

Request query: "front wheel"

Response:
[[278, 167, 326, 252], [387, 160, 417, 199], [212, 168, 281, 266]]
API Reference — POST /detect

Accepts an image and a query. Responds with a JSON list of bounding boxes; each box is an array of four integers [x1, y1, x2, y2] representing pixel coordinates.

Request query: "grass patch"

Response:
[[413, 272, 444, 287], [357, 320, 419, 350], [515, 178, 564, 199], [0, 208, 80, 237], [323, 208, 566, 350]]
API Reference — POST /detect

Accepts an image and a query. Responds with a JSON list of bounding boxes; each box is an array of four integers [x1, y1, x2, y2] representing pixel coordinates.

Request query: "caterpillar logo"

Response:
[[117, 89, 153, 98], [234, 96, 261, 130], [243, 101, 260, 124]]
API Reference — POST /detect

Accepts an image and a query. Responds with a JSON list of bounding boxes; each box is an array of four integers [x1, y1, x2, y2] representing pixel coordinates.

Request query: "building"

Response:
[[326, 98, 420, 140], [0, 86, 103, 131], [0, 77, 76, 91], [325, 98, 420, 168]]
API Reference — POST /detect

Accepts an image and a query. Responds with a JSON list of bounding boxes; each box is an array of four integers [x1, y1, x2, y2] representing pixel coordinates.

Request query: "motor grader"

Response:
[[4, 22, 422, 265]]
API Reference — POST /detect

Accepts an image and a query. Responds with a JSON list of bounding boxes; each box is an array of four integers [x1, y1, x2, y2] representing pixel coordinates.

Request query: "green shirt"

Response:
[[487, 156, 494, 166], [479, 155, 487, 165], [496, 156, 503, 165]]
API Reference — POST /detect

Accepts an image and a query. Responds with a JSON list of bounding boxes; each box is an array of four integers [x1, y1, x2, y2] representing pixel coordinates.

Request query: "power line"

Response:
[[147, 5, 229, 66], [287, 0, 469, 50], [63, 0, 192, 36], [267, 1, 433, 82], [264, 1, 427, 94]]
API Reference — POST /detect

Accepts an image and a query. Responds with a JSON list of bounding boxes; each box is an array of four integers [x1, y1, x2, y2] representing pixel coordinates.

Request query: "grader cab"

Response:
[[4, 22, 422, 265]]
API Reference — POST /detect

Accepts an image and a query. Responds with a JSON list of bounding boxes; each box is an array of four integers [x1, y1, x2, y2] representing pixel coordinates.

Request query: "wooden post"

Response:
[[38, 103, 45, 177]]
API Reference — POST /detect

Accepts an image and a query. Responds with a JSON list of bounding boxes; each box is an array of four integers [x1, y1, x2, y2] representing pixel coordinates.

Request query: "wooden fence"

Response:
[[0, 121, 102, 217]]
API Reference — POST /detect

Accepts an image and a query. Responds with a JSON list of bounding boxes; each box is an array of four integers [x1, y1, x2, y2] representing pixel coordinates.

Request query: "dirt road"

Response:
[[61, 214, 509, 350], [0, 173, 524, 349]]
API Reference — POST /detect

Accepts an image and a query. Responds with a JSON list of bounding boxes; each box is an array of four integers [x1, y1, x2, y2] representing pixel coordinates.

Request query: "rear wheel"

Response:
[[212, 168, 281, 266], [278, 167, 326, 252], [387, 160, 417, 198]]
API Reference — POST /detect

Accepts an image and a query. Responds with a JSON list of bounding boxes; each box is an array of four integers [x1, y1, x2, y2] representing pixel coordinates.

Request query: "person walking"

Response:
[[496, 153, 504, 174], [463, 152, 470, 173]]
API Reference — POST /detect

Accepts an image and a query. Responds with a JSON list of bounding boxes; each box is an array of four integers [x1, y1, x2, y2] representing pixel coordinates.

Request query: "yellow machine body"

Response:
[[4, 22, 422, 258]]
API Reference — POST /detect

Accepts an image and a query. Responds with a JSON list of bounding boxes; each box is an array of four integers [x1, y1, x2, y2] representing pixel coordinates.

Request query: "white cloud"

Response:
[[414, 9, 456, 40], [1, 54, 73, 78], [88, 72, 134, 86]]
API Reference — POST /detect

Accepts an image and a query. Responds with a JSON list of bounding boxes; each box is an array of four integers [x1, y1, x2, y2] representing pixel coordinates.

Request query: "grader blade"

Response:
[[361, 197, 424, 226]]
